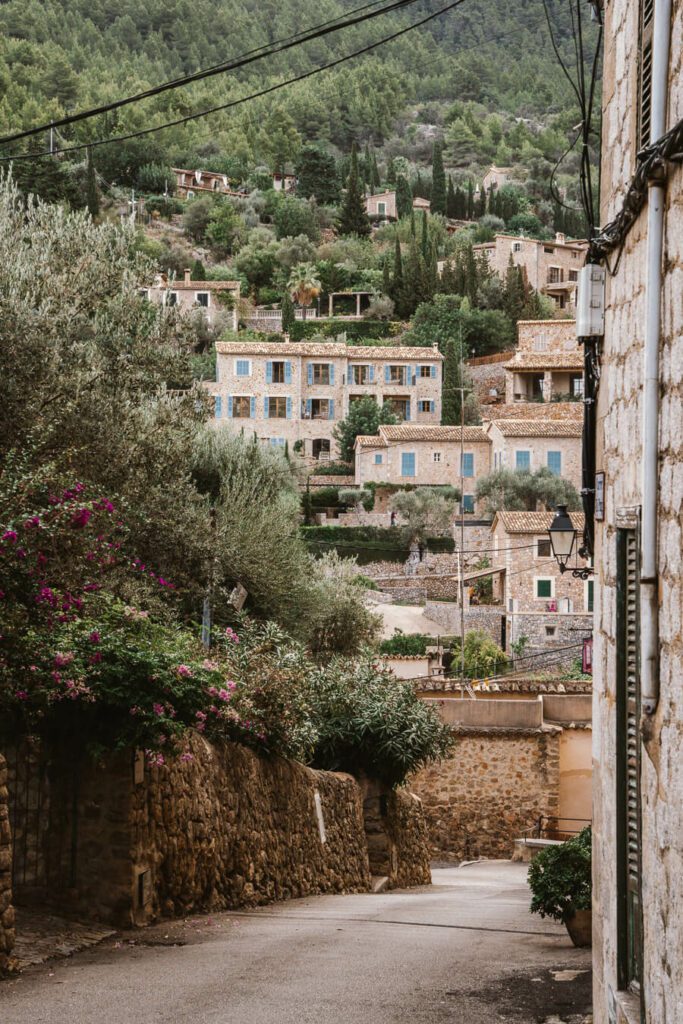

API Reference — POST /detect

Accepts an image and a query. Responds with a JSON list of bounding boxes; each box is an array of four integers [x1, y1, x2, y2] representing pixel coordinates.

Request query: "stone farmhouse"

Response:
[[144, 270, 240, 330], [491, 511, 593, 657], [504, 319, 584, 403], [487, 419, 583, 491], [210, 341, 443, 459], [474, 233, 588, 313], [591, 1, 683, 1021], [365, 191, 431, 221], [481, 164, 513, 192], [173, 167, 295, 198]]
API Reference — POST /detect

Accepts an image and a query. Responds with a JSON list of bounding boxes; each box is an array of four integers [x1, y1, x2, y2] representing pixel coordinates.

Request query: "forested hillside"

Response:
[[0, 0, 599, 192]]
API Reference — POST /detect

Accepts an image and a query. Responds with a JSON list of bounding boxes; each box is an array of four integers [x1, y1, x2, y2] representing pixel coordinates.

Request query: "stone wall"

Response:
[[466, 352, 511, 405], [423, 601, 504, 644], [510, 613, 593, 663], [411, 727, 561, 861], [361, 779, 431, 889], [0, 754, 14, 974]]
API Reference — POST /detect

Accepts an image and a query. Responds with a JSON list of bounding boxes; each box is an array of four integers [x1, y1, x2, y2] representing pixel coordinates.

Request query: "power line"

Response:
[[1, 0, 468, 164], [0, 0, 422, 147]]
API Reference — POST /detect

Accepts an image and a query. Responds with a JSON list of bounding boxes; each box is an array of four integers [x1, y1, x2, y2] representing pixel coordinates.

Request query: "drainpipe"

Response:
[[641, 0, 672, 715]]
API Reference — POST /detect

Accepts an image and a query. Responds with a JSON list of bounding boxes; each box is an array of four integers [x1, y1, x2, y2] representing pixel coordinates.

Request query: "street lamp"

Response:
[[548, 504, 594, 579]]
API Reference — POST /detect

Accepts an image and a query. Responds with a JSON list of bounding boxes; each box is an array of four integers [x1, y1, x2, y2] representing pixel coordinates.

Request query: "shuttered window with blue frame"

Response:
[[236, 359, 251, 377], [328, 399, 335, 420], [285, 361, 292, 384], [461, 453, 474, 478], [250, 396, 256, 418], [547, 451, 562, 475], [401, 452, 416, 477], [227, 396, 233, 418], [374, 453, 383, 464], [516, 450, 531, 470], [286, 397, 292, 419], [265, 361, 273, 384], [404, 401, 411, 421], [214, 396, 222, 418], [462, 494, 475, 513]]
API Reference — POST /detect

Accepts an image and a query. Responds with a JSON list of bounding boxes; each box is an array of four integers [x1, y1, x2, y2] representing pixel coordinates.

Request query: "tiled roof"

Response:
[[493, 511, 586, 534], [216, 341, 444, 360], [474, 234, 588, 252], [487, 420, 583, 438], [516, 319, 577, 326], [503, 352, 584, 370], [379, 425, 490, 443], [355, 435, 388, 449], [173, 280, 240, 290], [485, 403, 583, 421]]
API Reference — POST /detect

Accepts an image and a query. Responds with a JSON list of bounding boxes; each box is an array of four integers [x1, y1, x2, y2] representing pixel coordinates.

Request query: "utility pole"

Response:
[[49, 122, 54, 155], [458, 328, 466, 687], [129, 188, 136, 226]]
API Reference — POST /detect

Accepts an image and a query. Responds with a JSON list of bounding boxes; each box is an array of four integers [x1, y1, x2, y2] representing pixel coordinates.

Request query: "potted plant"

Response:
[[527, 827, 592, 946]]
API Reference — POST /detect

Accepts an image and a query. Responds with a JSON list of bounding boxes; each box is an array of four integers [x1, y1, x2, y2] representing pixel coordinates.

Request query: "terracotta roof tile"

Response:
[[379, 425, 490, 443], [487, 420, 583, 438], [215, 341, 443, 360], [355, 435, 388, 449], [493, 511, 586, 534]]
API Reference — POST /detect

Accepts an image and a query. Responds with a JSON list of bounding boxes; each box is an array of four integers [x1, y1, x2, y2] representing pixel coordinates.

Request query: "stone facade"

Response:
[[0, 754, 14, 974], [365, 190, 397, 219], [360, 779, 431, 888], [422, 601, 504, 645], [592, 2, 683, 1022], [474, 235, 587, 313], [211, 341, 443, 459], [466, 350, 513, 406], [146, 270, 240, 330], [504, 320, 584, 403], [411, 727, 561, 861], [486, 419, 583, 491]]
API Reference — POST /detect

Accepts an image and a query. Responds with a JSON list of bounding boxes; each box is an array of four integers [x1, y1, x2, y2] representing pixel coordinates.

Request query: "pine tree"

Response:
[[466, 180, 474, 220], [281, 290, 296, 334], [446, 176, 457, 219], [86, 148, 100, 217], [339, 143, 371, 237], [296, 144, 340, 205], [431, 141, 446, 215], [396, 174, 412, 219]]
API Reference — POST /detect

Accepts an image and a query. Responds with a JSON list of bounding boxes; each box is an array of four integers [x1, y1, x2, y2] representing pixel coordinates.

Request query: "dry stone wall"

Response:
[[360, 778, 431, 888], [0, 754, 14, 973], [411, 728, 561, 861]]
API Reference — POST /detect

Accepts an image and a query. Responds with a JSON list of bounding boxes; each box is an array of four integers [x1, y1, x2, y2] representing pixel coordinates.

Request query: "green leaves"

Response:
[[528, 827, 592, 922]]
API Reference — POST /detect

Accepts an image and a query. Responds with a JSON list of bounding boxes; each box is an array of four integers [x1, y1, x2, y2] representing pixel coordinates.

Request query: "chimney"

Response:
[[555, 232, 565, 244], [432, 343, 439, 350], [184, 268, 191, 284]]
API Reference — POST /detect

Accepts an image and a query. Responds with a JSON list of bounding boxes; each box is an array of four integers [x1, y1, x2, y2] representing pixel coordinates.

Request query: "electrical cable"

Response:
[[0, 0, 424, 147], [0, 0, 468, 163]]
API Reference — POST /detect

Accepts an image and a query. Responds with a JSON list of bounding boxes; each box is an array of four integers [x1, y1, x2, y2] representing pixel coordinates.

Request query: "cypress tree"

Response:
[[431, 142, 446, 216], [382, 255, 392, 297], [281, 290, 296, 334], [363, 142, 372, 189], [339, 143, 371, 237], [446, 175, 457, 219], [86, 147, 100, 217], [410, 208, 416, 239], [442, 337, 463, 425], [475, 186, 487, 218], [371, 151, 381, 190], [503, 254, 527, 324], [421, 210, 429, 260], [466, 180, 475, 220], [454, 186, 466, 219], [386, 157, 397, 185], [191, 259, 206, 280], [392, 236, 405, 315], [396, 174, 412, 219]]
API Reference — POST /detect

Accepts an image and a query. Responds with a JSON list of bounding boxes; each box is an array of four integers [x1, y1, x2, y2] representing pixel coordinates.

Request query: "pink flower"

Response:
[[217, 688, 233, 702], [195, 711, 207, 722], [15, 690, 29, 701], [23, 516, 41, 529], [203, 660, 219, 672], [129, 706, 140, 716], [89, 652, 102, 664], [88, 631, 100, 644], [36, 586, 57, 606], [176, 665, 193, 678], [70, 508, 93, 530], [180, 752, 194, 763], [158, 577, 170, 587], [146, 751, 165, 768], [15, 548, 27, 559], [2, 530, 18, 544], [224, 627, 239, 644], [152, 702, 165, 717], [54, 652, 75, 667]]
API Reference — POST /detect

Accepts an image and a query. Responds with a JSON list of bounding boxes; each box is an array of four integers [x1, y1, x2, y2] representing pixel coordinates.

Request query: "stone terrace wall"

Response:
[[410, 727, 561, 861], [0, 754, 15, 973], [423, 601, 504, 644]]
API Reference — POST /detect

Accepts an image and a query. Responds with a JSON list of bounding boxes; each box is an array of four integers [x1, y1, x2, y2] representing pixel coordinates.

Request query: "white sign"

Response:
[[313, 789, 327, 845]]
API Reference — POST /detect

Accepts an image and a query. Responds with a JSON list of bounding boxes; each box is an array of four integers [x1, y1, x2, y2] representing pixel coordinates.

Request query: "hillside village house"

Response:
[[173, 167, 295, 198], [354, 425, 491, 513], [491, 511, 592, 656], [590, 0, 683, 1021], [365, 191, 431, 221], [504, 320, 584, 403], [482, 164, 513, 192], [486, 419, 583, 492], [474, 233, 588, 312], [210, 341, 443, 458], [145, 271, 240, 330]]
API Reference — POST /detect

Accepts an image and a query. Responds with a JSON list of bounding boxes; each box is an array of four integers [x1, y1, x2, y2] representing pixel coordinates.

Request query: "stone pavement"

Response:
[[10, 909, 114, 971]]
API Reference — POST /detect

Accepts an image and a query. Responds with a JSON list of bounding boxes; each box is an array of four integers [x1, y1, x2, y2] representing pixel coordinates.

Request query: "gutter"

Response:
[[640, 0, 672, 715]]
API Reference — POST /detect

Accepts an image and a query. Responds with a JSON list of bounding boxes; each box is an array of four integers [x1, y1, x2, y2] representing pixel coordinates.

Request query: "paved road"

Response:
[[375, 601, 446, 638], [0, 863, 591, 1024]]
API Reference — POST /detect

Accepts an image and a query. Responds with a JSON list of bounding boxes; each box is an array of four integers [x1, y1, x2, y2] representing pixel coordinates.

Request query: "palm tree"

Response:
[[288, 263, 321, 320]]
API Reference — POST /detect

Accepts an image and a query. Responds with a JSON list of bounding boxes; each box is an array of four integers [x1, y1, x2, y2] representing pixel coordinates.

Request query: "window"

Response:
[[271, 361, 286, 384], [267, 397, 288, 419], [537, 538, 551, 558], [586, 579, 594, 613], [166, 292, 178, 307], [310, 363, 331, 385], [235, 359, 251, 377], [312, 439, 330, 460], [387, 365, 406, 385], [462, 495, 475, 514], [433, 452, 441, 463], [638, 0, 654, 149], [568, 270, 579, 282], [269, 437, 285, 447], [401, 452, 416, 478], [232, 396, 252, 418], [384, 397, 410, 421], [547, 451, 562, 475], [310, 398, 332, 420], [571, 375, 584, 398], [461, 453, 474, 478], [352, 364, 372, 385], [419, 365, 435, 378], [616, 528, 642, 991], [374, 453, 383, 465], [195, 292, 210, 307], [545, 626, 557, 637], [512, 242, 522, 253], [547, 267, 563, 284], [138, 288, 150, 300], [418, 400, 434, 413], [214, 396, 222, 419], [544, 246, 555, 255], [535, 578, 553, 599], [378, 202, 386, 216], [515, 450, 531, 470]]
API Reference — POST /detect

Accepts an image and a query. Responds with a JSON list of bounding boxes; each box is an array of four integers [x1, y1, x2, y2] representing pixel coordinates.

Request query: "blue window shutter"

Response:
[[385, 365, 390, 383], [374, 453, 383, 465], [264, 397, 269, 418], [329, 364, 335, 385], [462, 453, 474, 478], [306, 399, 312, 417], [401, 452, 415, 477], [408, 365, 413, 386], [286, 397, 292, 419], [369, 365, 375, 383], [228, 396, 233, 418], [429, 400, 435, 413], [405, 402, 411, 421], [266, 361, 273, 384], [431, 364, 437, 379], [308, 363, 313, 385], [329, 399, 335, 419], [547, 451, 562, 475], [463, 495, 475, 513], [516, 450, 531, 470], [285, 361, 292, 384], [250, 396, 255, 418], [214, 396, 222, 418]]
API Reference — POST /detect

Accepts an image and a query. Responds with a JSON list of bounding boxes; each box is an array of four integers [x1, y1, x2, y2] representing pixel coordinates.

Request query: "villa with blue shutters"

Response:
[[210, 340, 443, 460]]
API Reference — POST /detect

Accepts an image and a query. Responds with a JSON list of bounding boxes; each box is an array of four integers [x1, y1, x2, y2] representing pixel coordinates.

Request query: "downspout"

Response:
[[641, 0, 672, 715]]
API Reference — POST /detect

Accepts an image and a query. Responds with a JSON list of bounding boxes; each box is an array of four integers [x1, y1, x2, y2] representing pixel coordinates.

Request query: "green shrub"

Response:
[[379, 631, 430, 655], [144, 195, 184, 218], [352, 574, 379, 590], [311, 462, 354, 477], [289, 319, 402, 342], [528, 827, 592, 923], [309, 486, 340, 508]]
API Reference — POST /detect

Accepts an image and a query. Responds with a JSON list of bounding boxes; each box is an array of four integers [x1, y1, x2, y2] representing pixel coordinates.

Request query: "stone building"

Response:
[[474, 234, 588, 313], [354, 424, 490, 512], [486, 419, 583, 492], [482, 165, 513, 192], [590, 1, 683, 1022], [145, 270, 240, 331], [365, 191, 431, 221], [504, 319, 584, 403], [491, 511, 593, 657], [210, 341, 443, 459], [173, 167, 242, 198]]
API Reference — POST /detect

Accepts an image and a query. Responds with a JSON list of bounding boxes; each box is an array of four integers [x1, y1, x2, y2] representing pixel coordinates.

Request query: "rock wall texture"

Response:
[[410, 728, 561, 861], [361, 779, 431, 889], [0, 754, 15, 973]]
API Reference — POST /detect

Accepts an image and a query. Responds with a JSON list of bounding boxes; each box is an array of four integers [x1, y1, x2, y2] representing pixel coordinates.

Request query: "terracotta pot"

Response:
[[565, 908, 592, 947]]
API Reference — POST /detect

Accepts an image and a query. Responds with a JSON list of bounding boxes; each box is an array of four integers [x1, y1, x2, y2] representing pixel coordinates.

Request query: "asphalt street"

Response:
[[0, 862, 592, 1024]]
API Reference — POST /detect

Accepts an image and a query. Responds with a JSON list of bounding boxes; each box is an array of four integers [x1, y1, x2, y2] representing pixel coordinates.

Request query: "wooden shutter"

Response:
[[616, 528, 643, 994], [638, 0, 654, 149]]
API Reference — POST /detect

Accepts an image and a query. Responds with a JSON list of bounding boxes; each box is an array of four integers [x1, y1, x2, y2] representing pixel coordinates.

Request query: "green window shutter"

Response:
[[536, 579, 552, 598]]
